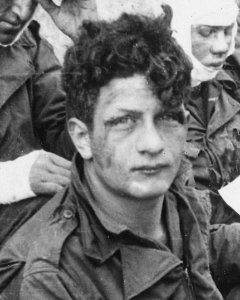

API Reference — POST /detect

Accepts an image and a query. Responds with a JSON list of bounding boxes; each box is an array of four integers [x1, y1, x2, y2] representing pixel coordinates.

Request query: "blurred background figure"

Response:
[[34, 0, 72, 64], [167, 0, 240, 225]]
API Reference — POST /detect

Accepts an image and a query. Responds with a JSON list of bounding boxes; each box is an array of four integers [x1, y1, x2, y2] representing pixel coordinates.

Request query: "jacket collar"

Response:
[[208, 71, 240, 136], [216, 69, 236, 89], [15, 21, 37, 48], [121, 245, 182, 299], [69, 154, 120, 263]]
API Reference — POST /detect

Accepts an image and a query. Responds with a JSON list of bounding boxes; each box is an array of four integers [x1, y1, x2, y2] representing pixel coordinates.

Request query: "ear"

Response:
[[68, 118, 92, 160]]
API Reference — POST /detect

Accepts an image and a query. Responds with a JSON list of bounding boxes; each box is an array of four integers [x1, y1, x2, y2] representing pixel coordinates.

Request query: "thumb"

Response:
[[36, 0, 59, 15]]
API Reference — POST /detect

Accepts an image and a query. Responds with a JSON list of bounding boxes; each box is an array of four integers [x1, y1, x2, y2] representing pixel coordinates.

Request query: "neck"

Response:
[[84, 163, 165, 241]]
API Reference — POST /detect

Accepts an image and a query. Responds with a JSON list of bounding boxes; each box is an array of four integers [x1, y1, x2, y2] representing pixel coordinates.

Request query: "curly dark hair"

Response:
[[63, 5, 192, 128]]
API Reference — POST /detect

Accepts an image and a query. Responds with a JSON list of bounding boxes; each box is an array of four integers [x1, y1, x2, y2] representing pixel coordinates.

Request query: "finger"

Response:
[[35, 0, 59, 15], [36, 182, 63, 195], [47, 163, 71, 179], [48, 153, 71, 169], [42, 173, 71, 187]]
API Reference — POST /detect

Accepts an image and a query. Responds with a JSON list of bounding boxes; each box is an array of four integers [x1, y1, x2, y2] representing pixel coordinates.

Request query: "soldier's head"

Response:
[[0, 0, 37, 46], [63, 8, 192, 200], [191, 0, 238, 69], [168, 0, 238, 85]]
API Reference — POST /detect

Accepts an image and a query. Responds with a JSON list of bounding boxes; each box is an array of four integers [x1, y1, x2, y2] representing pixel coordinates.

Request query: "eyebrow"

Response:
[[197, 23, 234, 29], [103, 109, 143, 122], [115, 109, 143, 115]]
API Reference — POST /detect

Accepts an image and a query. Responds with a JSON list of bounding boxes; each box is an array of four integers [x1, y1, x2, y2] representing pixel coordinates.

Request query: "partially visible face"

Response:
[[87, 74, 188, 201], [0, 0, 37, 45], [191, 23, 234, 69]]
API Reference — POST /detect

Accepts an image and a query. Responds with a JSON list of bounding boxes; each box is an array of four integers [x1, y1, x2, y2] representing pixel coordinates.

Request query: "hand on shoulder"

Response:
[[29, 150, 71, 195]]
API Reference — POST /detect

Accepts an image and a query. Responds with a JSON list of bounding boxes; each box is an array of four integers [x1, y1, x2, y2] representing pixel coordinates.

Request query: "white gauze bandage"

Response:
[[166, 0, 239, 86]]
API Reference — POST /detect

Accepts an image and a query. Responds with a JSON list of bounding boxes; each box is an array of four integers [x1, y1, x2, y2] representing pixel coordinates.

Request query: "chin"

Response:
[[129, 181, 171, 200], [0, 35, 15, 46]]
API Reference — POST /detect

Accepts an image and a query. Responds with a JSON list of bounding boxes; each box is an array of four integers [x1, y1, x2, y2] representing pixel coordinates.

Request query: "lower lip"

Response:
[[135, 167, 164, 175], [0, 21, 20, 31]]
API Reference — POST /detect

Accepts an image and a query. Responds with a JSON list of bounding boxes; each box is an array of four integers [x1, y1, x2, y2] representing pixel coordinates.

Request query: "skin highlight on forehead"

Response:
[[98, 75, 150, 107]]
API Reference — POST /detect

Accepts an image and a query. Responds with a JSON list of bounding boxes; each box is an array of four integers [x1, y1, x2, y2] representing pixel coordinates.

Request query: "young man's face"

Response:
[[87, 74, 188, 200], [191, 23, 234, 69], [0, 0, 37, 45]]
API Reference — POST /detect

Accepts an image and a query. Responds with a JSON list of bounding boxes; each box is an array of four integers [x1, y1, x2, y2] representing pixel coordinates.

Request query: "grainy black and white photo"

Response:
[[0, 0, 240, 299]]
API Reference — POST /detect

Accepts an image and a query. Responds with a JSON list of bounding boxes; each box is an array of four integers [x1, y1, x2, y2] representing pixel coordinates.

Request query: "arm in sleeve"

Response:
[[31, 35, 75, 160], [20, 270, 88, 300]]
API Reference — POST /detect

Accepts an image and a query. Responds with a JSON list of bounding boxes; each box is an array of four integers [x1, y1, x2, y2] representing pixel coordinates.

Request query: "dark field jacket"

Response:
[[1, 157, 240, 299], [185, 73, 240, 223], [186, 73, 240, 190], [0, 20, 73, 161]]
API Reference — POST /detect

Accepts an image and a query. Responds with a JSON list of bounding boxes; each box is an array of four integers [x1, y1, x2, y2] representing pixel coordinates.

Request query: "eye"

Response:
[[198, 27, 214, 38], [156, 111, 186, 125], [156, 113, 177, 124], [161, 114, 175, 121], [224, 26, 233, 37], [105, 115, 137, 130]]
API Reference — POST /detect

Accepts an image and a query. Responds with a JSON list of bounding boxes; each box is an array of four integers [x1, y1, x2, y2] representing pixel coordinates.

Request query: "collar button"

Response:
[[63, 209, 73, 219]]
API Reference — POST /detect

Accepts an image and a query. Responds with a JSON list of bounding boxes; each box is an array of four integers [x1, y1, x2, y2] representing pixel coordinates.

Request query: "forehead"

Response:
[[96, 74, 162, 114]]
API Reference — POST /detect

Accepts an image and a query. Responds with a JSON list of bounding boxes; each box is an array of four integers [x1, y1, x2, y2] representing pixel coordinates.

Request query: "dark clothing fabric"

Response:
[[185, 71, 240, 224], [1, 155, 240, 299], [0, 195, 50, 248], [0, 20, 73, 161], [0, 21, 75, 246]]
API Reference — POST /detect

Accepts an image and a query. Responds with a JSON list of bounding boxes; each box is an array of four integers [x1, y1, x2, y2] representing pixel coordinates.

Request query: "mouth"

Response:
[[0, 20, 21, 32], [132, 164, 167, 175]]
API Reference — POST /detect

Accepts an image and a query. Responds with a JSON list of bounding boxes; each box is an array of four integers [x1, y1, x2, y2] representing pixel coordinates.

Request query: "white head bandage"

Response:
[[166, 0, 239, 86]]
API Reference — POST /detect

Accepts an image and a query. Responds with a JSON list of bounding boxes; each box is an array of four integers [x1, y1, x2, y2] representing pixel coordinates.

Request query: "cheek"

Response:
[[227, 35, 233, 46], [193, 45, 208, 61], [167, 129, 186, 159], [192, 39, 210, 62], [104, 147, 114, 169], [22, 10, 34, 23], [92, 133, 116, 170], [21, 2, 36, 22]]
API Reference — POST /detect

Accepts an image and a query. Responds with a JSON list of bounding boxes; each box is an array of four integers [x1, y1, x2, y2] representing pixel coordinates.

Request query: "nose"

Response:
[[211, 31, 230, 56], [11, 0, 28, 21], [136, 122, 164, 155]]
